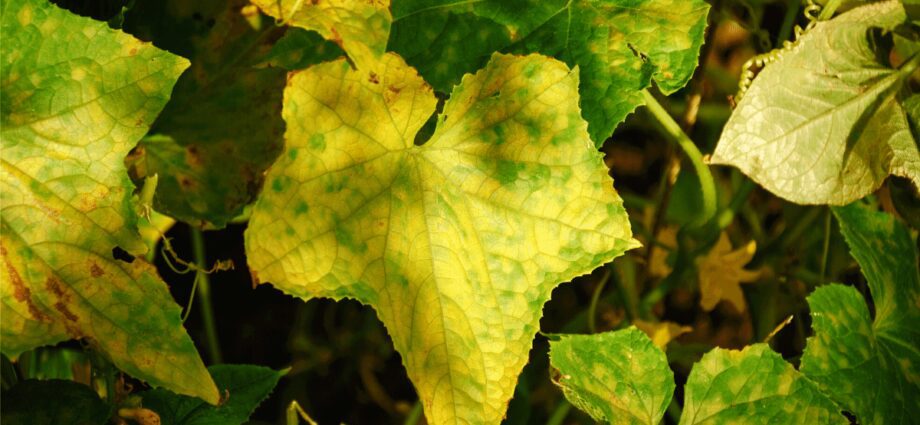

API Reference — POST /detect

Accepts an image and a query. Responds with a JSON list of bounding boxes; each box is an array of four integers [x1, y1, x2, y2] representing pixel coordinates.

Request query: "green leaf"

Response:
[[142, 364, 286, 425], [1, 379, 111, 425], [257, 27, 344, 71], [122, 0, 288, 228], [0, 0, 217, 403], [800, 204, 920, 423], [250, 0, 391, 69], [389, 6, 511, 91], [245, 52, 639, 423], [549, 327, 674, 424], [680, 344, 844, 424], [711, 1, 920, 205], [389, 0, 710, 145]]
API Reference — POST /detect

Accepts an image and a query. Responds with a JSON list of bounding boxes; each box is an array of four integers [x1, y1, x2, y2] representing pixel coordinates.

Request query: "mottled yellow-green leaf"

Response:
[[549, 327, 675, 424], [712, 1, 919, 204], [800, 204, 920, 424], [680, 344, 845, 424], [245, 52, 638, 423], [1, 0, 217, 403], [250, 0, 390, 69]]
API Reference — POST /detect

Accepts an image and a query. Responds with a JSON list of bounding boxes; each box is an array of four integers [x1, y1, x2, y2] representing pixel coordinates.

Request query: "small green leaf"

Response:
[[1, 0, 217, 403], [549, 327, 674, 424], [123, 0, 288, 228], [389, 0, 710, 145], [680, 344, 844, 425], [142, 364, 286, 425], [245, 52, 638, 424], [1, 379, 111, 425], [250, 0, 391, 69], [712, 1, 920, 205], [800, 204, 920, 423]]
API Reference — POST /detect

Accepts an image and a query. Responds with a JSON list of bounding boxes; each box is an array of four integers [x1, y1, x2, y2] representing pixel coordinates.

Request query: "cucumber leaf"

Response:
[[800, 203, 920, 424], [680, 344, 844, 424], [244, 52, 638, 424], [1, 379, 111, 425], [249, 0, 391, 70], [141, 364, 286, 425], [1, 0, 217, 402], [389, 0, 710, 145], [122, 0, 288, 228], [549, 327, 674, 424], [712, 1, 920, 205]]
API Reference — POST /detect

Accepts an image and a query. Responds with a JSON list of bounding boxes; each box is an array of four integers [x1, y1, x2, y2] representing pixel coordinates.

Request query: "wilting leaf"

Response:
[[549, 327, 675, 424], [712, 1, 919, 204], [1, 0, 217, 402], [245, 52, 638, 423], [800, 203, 920, 424]]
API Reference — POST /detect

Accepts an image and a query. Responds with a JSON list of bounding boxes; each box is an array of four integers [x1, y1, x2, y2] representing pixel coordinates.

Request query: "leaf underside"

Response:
[[712, 0, 920, 205]]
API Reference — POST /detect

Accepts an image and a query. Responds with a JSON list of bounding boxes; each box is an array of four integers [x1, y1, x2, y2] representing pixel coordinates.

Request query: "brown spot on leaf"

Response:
[[129, 47, 138, 56], [250, 270, 261, 288], [178, 175, 195, 190], [55, 301, 79, 322], [90, 262, 104, 277], [1, 245, 49, 321], [329, 27, 344, 48], [368, 72, 379, 84], [46, 277, 79, 322]]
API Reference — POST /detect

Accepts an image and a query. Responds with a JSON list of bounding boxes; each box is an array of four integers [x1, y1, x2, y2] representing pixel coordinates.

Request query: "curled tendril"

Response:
[[736, 0, 824, 101]]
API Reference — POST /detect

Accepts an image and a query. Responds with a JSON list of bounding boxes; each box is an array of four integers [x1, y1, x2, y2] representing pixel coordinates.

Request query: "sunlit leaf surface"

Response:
[[245, 52, 638, 423]]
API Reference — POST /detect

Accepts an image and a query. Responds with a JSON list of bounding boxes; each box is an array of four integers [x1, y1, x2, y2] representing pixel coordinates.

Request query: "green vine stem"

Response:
[[191, 228, 223, 364], [403, 402, 423, 425], [641, 90, 717, 227]]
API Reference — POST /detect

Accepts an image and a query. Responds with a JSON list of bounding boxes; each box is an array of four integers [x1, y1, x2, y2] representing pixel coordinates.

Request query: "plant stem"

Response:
[[641, 90, 717, 228], [818, 0, 842, 20], [403, 401, 423, 425], [776, 0, 800, 46], [587, 267, 612, 333], [546, 400, 572, 425], [818, 208, 831, 285], [191, 228, 222, 364]]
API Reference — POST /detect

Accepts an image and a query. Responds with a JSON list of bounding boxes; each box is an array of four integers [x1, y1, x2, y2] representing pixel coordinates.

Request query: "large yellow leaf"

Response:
[[245, 52, 638, 423]]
